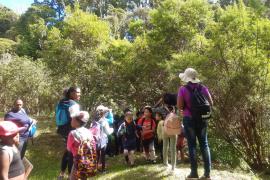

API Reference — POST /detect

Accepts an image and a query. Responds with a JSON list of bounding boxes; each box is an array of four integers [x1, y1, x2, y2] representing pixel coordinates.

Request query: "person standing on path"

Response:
[[137, 106, 157, 163], [56, 87, 81, 180], [117, 109, 138, 167], [177, 68, 213, 179]]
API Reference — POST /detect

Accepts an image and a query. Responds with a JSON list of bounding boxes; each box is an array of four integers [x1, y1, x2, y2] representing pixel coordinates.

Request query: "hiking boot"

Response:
[[199, 175, 211, 180], [186, 173, 199, 179]]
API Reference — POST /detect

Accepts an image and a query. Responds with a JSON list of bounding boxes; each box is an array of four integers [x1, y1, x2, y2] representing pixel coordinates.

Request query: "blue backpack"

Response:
[[55, 99, 76, 126], [28, 122, 37, 137], [106, 111, 114, 126]]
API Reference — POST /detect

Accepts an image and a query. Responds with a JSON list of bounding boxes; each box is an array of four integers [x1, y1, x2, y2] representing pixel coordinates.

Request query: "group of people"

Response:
[[0, 67, 213, 180], [55, 68, 213, 180]]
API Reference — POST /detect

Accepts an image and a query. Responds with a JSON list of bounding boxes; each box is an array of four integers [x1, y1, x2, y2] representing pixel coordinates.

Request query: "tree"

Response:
[[166, 1, 270, 171], [148, 0, 212, 60], [15, 4, 56, 59], [0, 56, 53, 114], [42, 6, 111, 110], [0, 38, 17, 54], [0, 5, 18, 38]]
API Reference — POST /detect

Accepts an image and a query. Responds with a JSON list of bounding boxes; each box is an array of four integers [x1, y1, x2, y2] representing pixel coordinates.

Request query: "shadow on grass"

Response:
[[95, 154, 172, 180]]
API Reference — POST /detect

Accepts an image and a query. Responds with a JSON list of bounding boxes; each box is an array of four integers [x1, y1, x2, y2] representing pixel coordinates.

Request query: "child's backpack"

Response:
[[89, 121, 101, 149], [28, 122, 37, 138], [106, 111, 114, 126], [185, 84, 211, 120], [140, 118, 155, 139], [55, 100, 75, 126], [164, 113, 181, 136], [74, 139, 97, 178]]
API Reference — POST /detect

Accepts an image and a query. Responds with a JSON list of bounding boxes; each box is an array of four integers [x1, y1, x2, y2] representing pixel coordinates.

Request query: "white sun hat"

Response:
[[179, 68, 200, 83], [96, 105, 109, 112]]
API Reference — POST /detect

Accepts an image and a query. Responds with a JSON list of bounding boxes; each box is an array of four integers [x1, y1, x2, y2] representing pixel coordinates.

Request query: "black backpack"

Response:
[[185, 84, 211, 120]]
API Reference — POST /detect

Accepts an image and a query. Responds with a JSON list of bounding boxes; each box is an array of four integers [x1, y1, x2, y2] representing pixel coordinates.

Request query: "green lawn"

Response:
[[25, 117, 268, 180]]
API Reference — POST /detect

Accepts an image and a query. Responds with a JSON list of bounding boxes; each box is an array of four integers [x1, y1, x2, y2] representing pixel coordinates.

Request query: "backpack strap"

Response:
[[185, 83, 203, 93], [141, 118, 145, 127], [141, 118, 153, 130], [71, 130, 82, 143]]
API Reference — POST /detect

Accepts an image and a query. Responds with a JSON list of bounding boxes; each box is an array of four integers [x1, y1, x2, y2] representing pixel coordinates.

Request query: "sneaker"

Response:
[[125, 156, 129, 164], [57, 175, 64, 180], [99, 169, 107, 174], [151, 160, 157, 164]]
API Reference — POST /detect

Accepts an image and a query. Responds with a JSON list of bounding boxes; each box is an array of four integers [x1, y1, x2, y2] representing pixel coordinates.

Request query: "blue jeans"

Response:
[[183, 116, 211, 176]]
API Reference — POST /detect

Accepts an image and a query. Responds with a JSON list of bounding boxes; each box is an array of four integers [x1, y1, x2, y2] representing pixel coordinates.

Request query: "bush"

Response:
[[0, 56, 54, 114]]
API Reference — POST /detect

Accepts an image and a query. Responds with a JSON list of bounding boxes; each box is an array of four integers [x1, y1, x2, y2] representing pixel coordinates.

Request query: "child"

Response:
[[156, 112, 164, 161], [163, 107, 178, 172], [0, 121, 25, 180], [95, 105, 114, 173], [137, 106, 157, 163], [177, 124, 186, 162], [117, 109, 138, 166], [67, 111, 96, 180]]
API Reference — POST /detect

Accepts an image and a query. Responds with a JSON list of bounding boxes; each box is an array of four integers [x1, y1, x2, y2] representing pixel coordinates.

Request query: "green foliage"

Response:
[[42, 7, 111, 110], [128, 19, 146, 37], [0, 38, 17, 54], [0, 5, 18, 38], [167, 2, 270, 171], [1, 0, 270, 173], [105, 6, 127, 39], [15, 4, 55, 58], [0, 56, 53, 114], [149, 0, 212, 59]]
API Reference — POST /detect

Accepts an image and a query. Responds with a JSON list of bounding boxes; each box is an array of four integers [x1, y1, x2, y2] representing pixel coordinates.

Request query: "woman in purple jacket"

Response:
[[177, 68, 213, 180], [4, 99, 36, 159]]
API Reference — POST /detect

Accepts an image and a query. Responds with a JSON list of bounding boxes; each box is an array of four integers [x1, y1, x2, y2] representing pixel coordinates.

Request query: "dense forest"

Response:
[[0, 0, 270, 174]]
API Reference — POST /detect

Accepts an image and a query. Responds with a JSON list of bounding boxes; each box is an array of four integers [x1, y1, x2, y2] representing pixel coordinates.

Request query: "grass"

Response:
[[21, 117, 270, 180]]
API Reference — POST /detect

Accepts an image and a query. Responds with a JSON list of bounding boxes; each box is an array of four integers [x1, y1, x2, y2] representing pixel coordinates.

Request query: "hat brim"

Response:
[[179, 73, 200, 83], [3, 126, 26, 137]]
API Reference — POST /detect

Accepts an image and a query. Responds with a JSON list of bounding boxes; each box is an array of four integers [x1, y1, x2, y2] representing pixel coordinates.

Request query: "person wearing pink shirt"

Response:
[[67, 111, 96, 180]]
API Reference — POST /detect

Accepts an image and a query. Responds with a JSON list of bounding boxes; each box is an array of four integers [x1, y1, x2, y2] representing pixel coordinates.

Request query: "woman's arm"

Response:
[[177, 92, 184, 116], [0, 151, 10, 180]]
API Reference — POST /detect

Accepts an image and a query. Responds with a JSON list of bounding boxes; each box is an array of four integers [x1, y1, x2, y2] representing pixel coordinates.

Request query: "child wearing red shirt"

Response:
[[137, 106, 156, 163]]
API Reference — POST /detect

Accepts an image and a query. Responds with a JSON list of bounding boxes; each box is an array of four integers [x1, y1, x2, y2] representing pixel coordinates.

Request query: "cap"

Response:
[[0, 121, 25, 137]]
